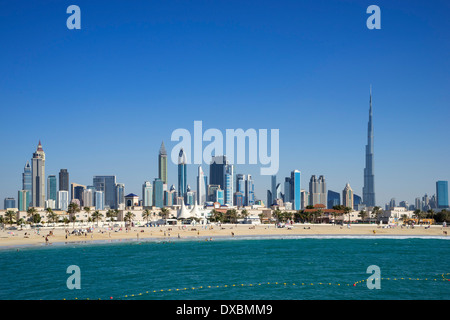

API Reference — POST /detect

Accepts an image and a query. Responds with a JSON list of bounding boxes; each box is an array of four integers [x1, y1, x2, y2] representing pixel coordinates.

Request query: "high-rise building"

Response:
[[363, 87, 376, 207], [234, 192, 244, 207], [210, 155, 227, 189], [197, 166, 207, 206], [216, 189, 224, 205], [327, 190, 340, 209], [70, 183, 85, 202], [83, 188, 94, 207], [415, 197, 422, 211], [115, 183, 125, 209], [142, 181, 153, 207], [95, 191, 104, 210], [389, 198, 396, 209], [208, 184, 221, 202], [436, 181, 449, 208], [301, 190, 309, 209], [153, 178, 164, 208], [18, 190, 29, 211], [159, 141, 168, 184], [185, 185, 195, 206], [31, 141, 46, 207], [309, 175, 327, 207], [22, 161, 32, 194], [47, 175, 57, 202], [93, 176, 117, 209], [57, 190, 69, 211], [353, 194, 362, 210], [59, 169, 69, 192], [342, 183, 354, 209], [4, 197, 15, 209], [236, 174, 246, 203], [178, 148, 187, 198], [245, 174, 255, 206], [266, 190, 273, 208], [290, 170, 301, 210], [73, 186, 85, 206], [224, 164, 234, 206]]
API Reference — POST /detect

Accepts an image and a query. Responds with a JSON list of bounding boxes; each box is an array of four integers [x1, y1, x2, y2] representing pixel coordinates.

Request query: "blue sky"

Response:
[[1, 0, 449, 208]]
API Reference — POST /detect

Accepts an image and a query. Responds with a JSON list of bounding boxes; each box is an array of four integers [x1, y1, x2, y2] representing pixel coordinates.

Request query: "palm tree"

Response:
[[272, 209, 282, 222], [343, 207, 352, 224], [27, 207, 38, 224], [240, 209, 249, 220], [124, 211, 135, 226], [67, 202, 80, 215], [5, 210, 16, 227], [63, 217, 70, 228], [160, 207, 170, 220], [358, 210, 368, 223], [142, 209, 151, 225], [91, 210, 103, 226], [372, 206, 382, 223], [106, 209, 118, 223], [70, 215, 77, 228], [413, 209, 423, 224], [45, 207, 54, 223]]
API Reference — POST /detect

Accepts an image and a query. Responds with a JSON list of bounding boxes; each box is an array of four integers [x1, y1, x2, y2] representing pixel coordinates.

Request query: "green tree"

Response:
[[160, 207, 170, 220], [5, 210, 16, 227], [91, 210, 103, 226], [27, 207, 38, 224], [124, 211, 135, 226], [358, 210, 368, 223], [142, 209, 151, 224]]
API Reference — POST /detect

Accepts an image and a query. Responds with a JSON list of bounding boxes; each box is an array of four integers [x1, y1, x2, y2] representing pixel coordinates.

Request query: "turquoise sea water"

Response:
[[0, 236, 449, 300]]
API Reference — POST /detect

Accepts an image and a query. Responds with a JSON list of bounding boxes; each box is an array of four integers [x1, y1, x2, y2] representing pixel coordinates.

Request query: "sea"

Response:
[[0, 235, 449, 300]]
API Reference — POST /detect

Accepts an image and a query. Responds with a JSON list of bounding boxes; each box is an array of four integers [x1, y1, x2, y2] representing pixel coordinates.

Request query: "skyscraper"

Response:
[[436, 181, 449, 209], [142, 181, 153, 207], [309, 175, 327, 207], [93, 176, 117, 209], [159, 141, 168, 184], [245, 174, 255, 206], [59, 169, 69, 192], [47, 175, 57, 202], [4, 197, 15, 209], [31, 141, 45, 207], [95, 191, 104, 210], [18, 190, 29, 211], [22, 161, 32, 194], [209, 155, 227, 189], [153, 178, 164, 208], [224, 164, 234, 206], [178, 148, 187, 198], [290, 170, 301, 210], [327, 190, 340, 209], [57, 190, 69, 211], [197, 166, 207, 206], [363, 87, 376, 207], [82, 188, 94, 207], [342, 183, 354, 209], [115, 183, 125, 209]]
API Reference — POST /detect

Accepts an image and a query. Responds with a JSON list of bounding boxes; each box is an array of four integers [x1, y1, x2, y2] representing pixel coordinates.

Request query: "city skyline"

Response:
[[0, 1, 449, 208]]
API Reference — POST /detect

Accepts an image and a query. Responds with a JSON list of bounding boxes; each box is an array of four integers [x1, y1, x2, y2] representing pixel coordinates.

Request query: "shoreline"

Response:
[[1, 223, 448, 250]]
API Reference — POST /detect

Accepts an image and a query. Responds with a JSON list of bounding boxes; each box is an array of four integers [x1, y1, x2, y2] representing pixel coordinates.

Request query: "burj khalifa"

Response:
[[363, 87, 376, 207]]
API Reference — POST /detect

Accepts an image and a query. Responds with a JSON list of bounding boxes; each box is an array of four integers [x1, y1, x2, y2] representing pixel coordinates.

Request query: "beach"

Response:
[[0, 223, 447, 248]]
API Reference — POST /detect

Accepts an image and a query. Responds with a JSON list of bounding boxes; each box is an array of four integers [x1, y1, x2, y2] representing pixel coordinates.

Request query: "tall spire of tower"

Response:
[[159, 141, 167, 155], [363, 86, 376, 207]]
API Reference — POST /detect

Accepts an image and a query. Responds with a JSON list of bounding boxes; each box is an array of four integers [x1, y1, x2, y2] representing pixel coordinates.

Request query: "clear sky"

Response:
[[1, 0, 449, 209]]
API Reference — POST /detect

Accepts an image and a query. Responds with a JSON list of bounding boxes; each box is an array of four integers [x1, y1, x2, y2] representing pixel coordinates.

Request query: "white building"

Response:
[[57, 190, 69, 211]]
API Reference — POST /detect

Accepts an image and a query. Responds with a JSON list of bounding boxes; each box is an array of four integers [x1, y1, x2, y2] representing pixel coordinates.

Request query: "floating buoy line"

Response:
[[65, 273, 449, 300]]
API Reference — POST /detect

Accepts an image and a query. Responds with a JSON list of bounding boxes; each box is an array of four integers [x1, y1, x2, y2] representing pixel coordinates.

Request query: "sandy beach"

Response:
[[0, 223, 448, 248]]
